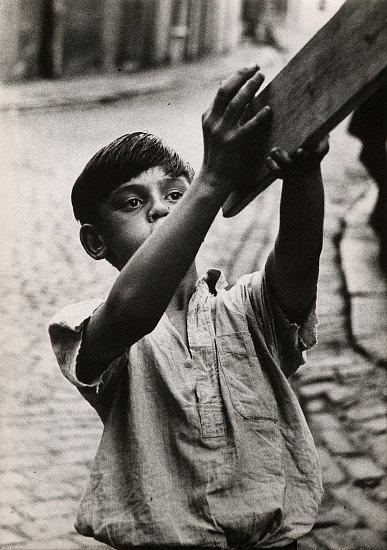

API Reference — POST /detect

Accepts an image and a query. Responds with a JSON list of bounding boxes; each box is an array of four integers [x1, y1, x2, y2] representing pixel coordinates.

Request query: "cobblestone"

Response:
[[345, 402, 386, 423], [325, 386, 358, 406], [316, 448, 346, 486], [0, 528, 26, 545], [8, 539, 84, 550], [331, 486, 386, 532], [0, 506, 25, 527], [320, 429, 356, 455], [347, 528, 386, 550], [371, 435, 387, 468], [314, 505, 359, 529], [298, 382, 337, 400], [312, 527, 356, 550], [339, 456, 384, 486]]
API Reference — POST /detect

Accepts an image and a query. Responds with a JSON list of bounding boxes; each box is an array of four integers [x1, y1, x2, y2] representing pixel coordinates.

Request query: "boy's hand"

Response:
[[201, 65, 271, 195], [265, 136, 330, 180]]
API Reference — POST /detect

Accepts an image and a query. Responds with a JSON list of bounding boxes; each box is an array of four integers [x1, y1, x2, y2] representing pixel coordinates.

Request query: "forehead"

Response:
[[109, 166, 189, 197]]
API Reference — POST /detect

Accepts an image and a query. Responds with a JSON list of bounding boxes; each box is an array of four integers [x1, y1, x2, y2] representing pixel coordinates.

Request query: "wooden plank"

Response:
[[222, 0, 387, 217]]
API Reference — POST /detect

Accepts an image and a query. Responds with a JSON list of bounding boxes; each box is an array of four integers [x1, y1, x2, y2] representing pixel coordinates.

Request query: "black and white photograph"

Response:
[[0, 1, 386, 549]]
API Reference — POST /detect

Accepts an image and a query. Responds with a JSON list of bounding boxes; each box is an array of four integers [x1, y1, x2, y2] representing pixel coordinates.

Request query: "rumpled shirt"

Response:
[[49, 269, 322, 549]]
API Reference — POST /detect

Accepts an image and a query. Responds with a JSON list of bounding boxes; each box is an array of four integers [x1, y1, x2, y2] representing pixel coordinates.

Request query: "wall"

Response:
[[0, 0, 243, 82]]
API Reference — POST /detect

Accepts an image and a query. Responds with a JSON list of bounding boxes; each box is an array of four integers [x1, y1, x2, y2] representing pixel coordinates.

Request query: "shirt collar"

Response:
[[196, 269, 228, 296]]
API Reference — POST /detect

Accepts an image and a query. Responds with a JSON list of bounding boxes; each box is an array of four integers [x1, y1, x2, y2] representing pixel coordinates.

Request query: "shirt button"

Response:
[[184, 359, 194, 369]]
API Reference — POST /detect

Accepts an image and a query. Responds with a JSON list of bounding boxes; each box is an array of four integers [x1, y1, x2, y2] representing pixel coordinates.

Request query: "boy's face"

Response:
[[97, 166, 190, 270]]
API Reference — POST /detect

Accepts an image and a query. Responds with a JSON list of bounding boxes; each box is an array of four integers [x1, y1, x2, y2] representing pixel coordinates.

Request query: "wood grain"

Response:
[[223, 0, 387, 217]]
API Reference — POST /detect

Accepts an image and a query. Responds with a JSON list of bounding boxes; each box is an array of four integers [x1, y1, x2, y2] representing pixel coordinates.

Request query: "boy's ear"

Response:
[[79, 224, 107, 261]]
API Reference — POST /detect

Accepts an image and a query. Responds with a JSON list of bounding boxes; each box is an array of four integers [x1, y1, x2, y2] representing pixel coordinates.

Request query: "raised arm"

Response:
[[78, 65, 272, 380], [265, 138, 329, 324]]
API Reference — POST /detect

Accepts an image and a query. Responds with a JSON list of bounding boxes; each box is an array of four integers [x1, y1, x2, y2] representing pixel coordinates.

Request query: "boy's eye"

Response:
[[166, 190, 184, 202], [124, 197, 142, 209]]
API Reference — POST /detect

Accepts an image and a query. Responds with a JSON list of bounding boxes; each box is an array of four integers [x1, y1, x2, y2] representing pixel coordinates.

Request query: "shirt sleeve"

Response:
[[234, 270, 318, 376], [48, 298, 111, 389]]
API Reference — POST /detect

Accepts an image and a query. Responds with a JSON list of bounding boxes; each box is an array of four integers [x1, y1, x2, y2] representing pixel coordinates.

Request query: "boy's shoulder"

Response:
[[49, 298, 104, 336]]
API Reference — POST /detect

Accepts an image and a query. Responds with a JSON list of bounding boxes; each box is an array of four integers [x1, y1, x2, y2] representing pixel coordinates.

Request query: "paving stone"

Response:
[[49, 449, 95, 464], [341, 236, 385, 295], [6, 537, 83, 549], [314, 504, 360, 529], [370, 434, 387, 467], [296, 363, 336, 384], [331, 485, 387, 531], [351, 295, 387, 336], [0, 472, 28, 487], [298, 534, 321, 550], [31, 481, 81, 500], [362, 416, 387, 435], [305, 399, 326, 414], [44, 464, 91, 482], [298, 381, 337, 400], [21, 499, 78, 521], [19, 517, 77, 541], [0, 487, 27, 504], [358, 333, 387, 363], [336, 362, 375, 381], [56, 428, 102, 442], [326, 386, 358, 406], [345, 402, 386, 422], [321, 429, 356, 455], [312, 526, 357, 550], [318, 324, 347, 342], [309, 412, 343, 431], [348, 528, 387, 550], [0, 505, 25, 527], [307, 352, 358, 369], [0, 455, 48, 473], [75, 535, 111, 548], [339, 456, 384, 487], [317, 447, 346, 485], [0, 528, 26, 545], [344, 183, 377, 225], [373, 477, 387, 503]]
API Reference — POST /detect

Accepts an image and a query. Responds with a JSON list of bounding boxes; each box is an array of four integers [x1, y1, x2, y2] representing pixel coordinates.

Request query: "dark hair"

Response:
[[72, 132, 195, 224]]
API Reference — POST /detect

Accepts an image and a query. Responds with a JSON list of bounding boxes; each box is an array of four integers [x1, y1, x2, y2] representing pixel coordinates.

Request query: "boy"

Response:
[[49, 65, 329, 549]]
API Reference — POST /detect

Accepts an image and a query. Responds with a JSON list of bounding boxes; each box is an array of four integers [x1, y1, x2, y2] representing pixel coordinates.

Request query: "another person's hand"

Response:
[[200, 65, 271, 195], [266, 136, 330, 179]]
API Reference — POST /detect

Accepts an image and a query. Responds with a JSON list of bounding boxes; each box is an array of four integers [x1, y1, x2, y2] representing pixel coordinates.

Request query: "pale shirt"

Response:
[[49, 269, 322, 549]]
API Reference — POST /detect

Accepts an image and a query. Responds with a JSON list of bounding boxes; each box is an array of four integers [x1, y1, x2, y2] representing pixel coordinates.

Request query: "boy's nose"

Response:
[[147, 198, 170, 222]]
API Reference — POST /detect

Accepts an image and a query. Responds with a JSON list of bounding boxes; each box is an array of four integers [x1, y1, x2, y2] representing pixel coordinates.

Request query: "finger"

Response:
[[290, 148, 308, 162], [224, 71, 265, 123], [211, 64, 260, 116], [265, 156, 283, 177], [302, 134, 330, 154], [240, 105, 272, 136], [270, 147, 292, 167]]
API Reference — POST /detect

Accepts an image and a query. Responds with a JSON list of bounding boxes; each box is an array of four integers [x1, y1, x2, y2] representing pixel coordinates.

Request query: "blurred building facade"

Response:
[[0, 0, 295, 82]]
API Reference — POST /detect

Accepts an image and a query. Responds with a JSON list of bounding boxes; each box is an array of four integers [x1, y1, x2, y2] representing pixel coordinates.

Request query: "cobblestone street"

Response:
[[1, 5, 386, 548]]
